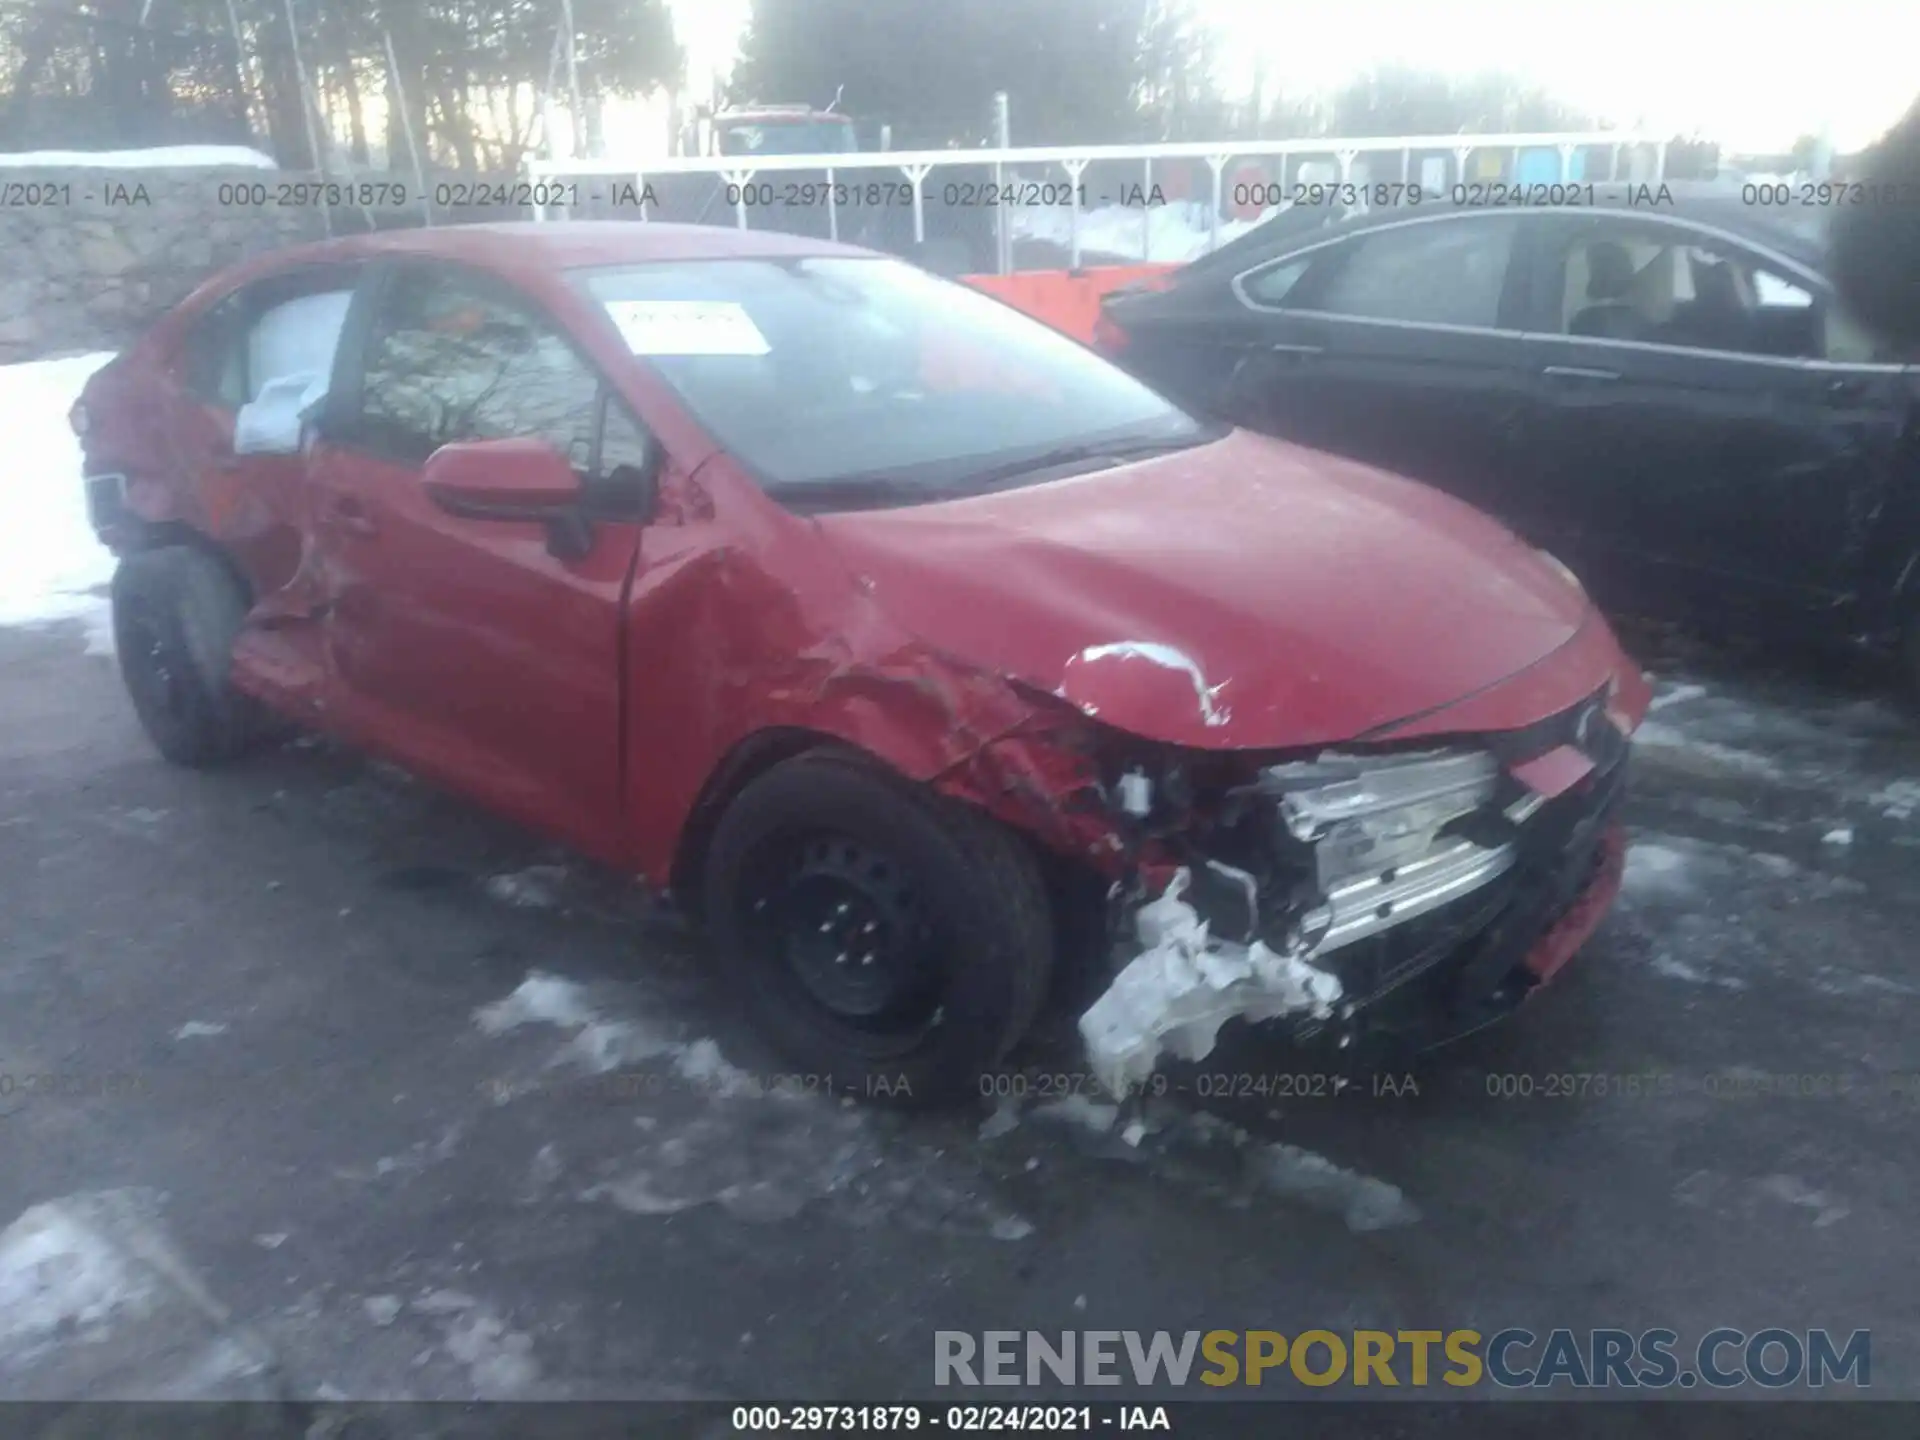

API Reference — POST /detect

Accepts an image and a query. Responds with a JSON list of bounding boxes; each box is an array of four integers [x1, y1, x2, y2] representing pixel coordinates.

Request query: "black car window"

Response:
[[1545, 219, 1864, 361], [1313, 217, 1520, 328], [357, 267, 615, 470], [598, 394, 654, 475], [1240, 255, 1314, 306], [179, 294, 250, 410]]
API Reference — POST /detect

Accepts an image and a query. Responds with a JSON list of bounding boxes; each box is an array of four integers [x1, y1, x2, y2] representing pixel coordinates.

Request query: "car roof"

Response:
[[1191, 180, 1832, 281], [242, 220, 877, 281]]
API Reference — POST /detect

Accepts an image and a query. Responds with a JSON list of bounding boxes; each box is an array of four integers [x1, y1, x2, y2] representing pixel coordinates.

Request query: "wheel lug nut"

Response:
[[818, 920, 833, 933], [862, 921, 877, 934], [835, 951, 848, 964], [861, 953, 874, 966]]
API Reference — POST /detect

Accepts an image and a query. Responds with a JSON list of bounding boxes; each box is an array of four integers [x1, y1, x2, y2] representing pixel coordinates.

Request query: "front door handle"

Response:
[[1542, 364, 1621, 382], [1266, 341, 1324, 359]]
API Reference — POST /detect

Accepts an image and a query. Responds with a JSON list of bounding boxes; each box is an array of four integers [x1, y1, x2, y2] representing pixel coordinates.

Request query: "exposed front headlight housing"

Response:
[[1259, 748, 1510, 956]]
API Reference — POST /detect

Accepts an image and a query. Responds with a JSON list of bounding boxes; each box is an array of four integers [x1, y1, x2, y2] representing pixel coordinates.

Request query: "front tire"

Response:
[[703, 749, 1054, 1107], [111, 546, 270, 767]]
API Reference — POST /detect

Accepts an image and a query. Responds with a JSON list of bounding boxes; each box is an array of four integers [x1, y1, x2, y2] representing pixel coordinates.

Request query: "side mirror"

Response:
[[422, 437, 584, 516], [423, 438, 594, 559]]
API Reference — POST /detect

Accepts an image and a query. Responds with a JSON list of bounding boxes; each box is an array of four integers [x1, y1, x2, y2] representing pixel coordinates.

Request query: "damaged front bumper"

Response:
[[1079, 689, 1632, 1095]]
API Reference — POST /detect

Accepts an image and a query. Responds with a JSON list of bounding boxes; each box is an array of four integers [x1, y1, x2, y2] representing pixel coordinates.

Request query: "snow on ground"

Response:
[[1009, 199, 1270, 263], [0, 145, 275, 169], [470, 971, 1044, 1239], [0, 1195, 160, 1361], [0, 352, 118, 654]]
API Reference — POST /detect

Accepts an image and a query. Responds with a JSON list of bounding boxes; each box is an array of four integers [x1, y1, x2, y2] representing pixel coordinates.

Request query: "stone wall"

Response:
[[0, 167, 334, 363]]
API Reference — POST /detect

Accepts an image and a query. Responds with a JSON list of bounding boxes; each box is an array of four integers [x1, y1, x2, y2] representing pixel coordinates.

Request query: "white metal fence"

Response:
[[525, 131, 1671, 274]]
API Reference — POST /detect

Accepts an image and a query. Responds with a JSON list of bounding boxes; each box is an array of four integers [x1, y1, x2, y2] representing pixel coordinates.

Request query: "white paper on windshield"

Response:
[[605, 300, 770, 356]]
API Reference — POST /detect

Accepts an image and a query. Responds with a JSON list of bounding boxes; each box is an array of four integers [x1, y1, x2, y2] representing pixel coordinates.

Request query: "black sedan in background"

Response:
[[1096, 185, 1920, 693]]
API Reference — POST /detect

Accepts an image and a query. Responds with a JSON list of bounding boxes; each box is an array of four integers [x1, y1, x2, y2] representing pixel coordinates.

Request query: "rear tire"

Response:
[[111, 546, 272, 767], [703, 749, 1054, 1107]]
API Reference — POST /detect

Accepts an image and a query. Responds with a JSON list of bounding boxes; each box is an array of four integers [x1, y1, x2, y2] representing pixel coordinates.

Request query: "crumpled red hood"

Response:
[[812, 429, 1617, 751]]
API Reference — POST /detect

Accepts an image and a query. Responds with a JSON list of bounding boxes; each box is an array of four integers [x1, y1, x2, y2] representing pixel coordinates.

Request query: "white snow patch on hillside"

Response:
[[0, 352, 119, 653], [0, 145, 275, 169]]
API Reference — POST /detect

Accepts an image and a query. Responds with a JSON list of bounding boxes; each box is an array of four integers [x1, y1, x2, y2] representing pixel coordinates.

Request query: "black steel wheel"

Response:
[[111, 546, 273, 767], [704, 749, 1054, 1106]]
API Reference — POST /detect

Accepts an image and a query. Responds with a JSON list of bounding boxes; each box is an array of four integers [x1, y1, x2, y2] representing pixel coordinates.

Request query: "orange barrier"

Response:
[[962, 264, 1180, 344]]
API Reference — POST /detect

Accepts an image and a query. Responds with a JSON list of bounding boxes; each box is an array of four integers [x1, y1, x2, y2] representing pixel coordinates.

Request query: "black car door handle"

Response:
[[1542, 364, 1621, 382]]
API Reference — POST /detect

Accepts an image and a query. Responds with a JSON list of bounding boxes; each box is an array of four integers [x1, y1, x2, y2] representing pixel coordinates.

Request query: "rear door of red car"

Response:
[[305, 258, 658, 862], [154, 265, 364, 714]]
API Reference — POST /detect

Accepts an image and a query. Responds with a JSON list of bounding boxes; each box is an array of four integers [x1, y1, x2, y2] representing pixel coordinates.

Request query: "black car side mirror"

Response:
[[587, 457, 661, 524]]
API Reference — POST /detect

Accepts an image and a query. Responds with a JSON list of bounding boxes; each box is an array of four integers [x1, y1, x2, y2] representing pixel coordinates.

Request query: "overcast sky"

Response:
[[668, 0, 1914, 153]]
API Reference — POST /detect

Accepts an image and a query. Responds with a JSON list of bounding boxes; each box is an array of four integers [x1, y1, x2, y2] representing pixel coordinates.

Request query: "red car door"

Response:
[[304, 260, 657, 864], [161, 266, 365, 716]]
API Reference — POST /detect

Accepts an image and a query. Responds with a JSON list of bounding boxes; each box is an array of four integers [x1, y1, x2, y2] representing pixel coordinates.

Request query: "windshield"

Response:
[[716, 119, 858, 156], [578, 257, 1208, 509]]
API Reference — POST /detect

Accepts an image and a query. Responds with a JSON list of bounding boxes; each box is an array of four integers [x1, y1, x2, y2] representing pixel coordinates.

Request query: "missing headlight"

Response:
[[1259, 749, 1509, 956]]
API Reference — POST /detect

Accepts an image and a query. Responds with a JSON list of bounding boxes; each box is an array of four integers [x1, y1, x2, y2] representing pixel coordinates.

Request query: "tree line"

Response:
[[2, 0, 1634, 171]]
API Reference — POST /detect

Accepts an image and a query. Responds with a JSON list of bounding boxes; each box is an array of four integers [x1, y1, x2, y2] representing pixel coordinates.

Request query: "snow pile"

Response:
[[1251, 1141, 1421, 1233], [0, 1197, 160, 1360], [0, 352, 118, 653], [475, 969, 758, 1097], [482, 864, 571, 910], [1010, 200, 1271, 263], [1621, 841, 1697, 898], [0, 145, 275, 169], [1078, 868, 1342, 1098]]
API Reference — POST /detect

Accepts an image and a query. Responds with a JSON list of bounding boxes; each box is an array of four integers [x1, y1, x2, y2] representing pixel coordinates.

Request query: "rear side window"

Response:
[[178, 267, 359, 412], [1240, 256, 1313, 306], [180, 295, 249, 410], [1315, 217, 1520, 329], [247, 291, 353, 402]]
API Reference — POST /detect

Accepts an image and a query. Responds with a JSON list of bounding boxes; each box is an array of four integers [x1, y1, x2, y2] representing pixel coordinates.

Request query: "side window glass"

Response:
[[246, 290, 353, 403], [181, 296, 249, 410], [1663, 245, 1820, 358], [357, 269, 602, 467], [1241, 255, 1312, 306], [1316, 218, 1518, 328], [1554, 224, 1831, 359], [599, 396, 654, 476]]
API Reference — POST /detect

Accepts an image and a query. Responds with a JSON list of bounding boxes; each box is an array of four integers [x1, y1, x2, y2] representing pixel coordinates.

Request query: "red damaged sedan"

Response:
[[74, 222, 1650, 1103]]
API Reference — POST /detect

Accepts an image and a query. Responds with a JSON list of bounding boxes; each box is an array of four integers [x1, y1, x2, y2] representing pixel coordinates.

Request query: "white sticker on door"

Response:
[[604, 301, 771, 356]]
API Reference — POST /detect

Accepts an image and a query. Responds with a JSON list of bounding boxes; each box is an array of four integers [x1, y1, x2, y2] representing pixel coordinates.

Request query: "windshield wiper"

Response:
[[961, 435, 1200, 491], [769, 475, 972, 514]]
